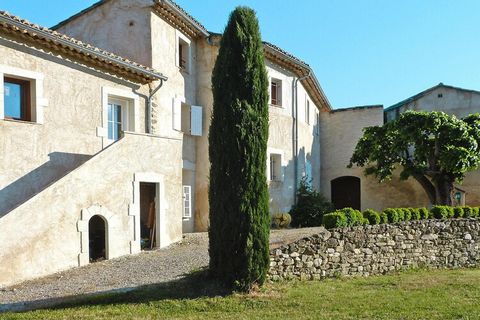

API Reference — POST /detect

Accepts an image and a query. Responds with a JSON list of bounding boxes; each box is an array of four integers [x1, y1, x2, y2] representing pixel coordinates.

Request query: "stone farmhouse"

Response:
[[0, 0, 479, 287]]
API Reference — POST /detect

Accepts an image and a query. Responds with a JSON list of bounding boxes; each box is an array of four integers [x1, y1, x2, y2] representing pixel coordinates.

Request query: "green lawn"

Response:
[[3, 268, 480, 320]]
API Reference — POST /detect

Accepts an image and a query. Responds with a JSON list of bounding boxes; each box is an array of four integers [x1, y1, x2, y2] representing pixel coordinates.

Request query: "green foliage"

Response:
[[431, 206, 454, 219], [474, 207, 480, 217], [453, 207, 464, 218], [410, 208, 421, 220], [322, 211, 348, 229], [396, 208, 406, 222], [383, 208, 399, 223], [402, 208, 412, 221], [290, 178, 334, 227], [463, 206, 474, 217], [379, 211, 389, 224], [349, 111, 480, 205], [419, 208, 431, 220], [341, 208, 365, 226], [271, 213, 291, 229], [363, 209, 381, 225], [209, 7, 270, 291]]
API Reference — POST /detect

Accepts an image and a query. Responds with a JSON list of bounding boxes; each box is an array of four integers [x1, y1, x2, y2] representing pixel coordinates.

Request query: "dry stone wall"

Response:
[[269, 219, 480, 281]]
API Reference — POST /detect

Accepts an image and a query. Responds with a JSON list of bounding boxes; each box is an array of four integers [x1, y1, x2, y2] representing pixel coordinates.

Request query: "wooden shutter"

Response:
[[172, 98, 182, 131], [190, 105, 203, 136]]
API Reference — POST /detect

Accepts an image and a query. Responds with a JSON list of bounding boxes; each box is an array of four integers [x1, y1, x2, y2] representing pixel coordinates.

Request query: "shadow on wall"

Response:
[[269, 121, 321, 214], [0, 152, 92, 218]]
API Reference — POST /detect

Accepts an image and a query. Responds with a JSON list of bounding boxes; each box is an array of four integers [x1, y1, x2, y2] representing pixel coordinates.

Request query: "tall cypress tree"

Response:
[[209, 7, 270, 291]]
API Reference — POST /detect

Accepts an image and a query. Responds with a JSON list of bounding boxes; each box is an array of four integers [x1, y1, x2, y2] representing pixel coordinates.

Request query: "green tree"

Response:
[[209, 7, 270, 291], [349, 111, 480, 205]]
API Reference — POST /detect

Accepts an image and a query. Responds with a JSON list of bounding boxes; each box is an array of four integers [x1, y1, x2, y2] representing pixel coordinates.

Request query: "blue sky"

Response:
[[1, 0, 479, 109]]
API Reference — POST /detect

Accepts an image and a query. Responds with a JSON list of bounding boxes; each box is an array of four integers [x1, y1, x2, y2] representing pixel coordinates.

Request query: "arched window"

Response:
[[331, 176, 361, 210], [89, 215, 107, 262]]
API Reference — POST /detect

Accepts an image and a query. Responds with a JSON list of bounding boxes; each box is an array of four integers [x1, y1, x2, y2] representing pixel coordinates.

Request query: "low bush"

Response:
[[402, 208, 413, 222], [322, 211, 348, 229], [396, 208, 406, 222], [340, 208, 364, 226], [431, 206, 454, 219], [453, 207, 464, 218], [463, 206, 475, 218], [383, 208, 398, 223], [410, 208, 421, 220], [379, 211, 389, 224], [473, 207, 480, 218], [419, 208, 430, 220], [290, 178, 334, 227], [363, 209, 381, 225], [271, 212, 291, 229]]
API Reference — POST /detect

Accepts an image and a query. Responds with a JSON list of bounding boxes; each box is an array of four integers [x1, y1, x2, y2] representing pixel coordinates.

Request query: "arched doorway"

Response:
[[331, 176, 361, 210], [89, 215, 107, 262]]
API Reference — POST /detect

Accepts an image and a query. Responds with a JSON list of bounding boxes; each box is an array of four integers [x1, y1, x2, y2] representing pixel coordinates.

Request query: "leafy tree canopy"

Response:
[[349, 111, 480, 205]]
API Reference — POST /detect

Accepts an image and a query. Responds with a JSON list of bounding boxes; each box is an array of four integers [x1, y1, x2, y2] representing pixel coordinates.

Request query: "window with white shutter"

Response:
[[190, 105, 203, 136], [183, 185, 192, 219]]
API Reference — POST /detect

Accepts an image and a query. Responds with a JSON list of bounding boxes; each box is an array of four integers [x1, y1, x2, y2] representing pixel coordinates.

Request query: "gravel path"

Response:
[[0, 228, 323, 311]]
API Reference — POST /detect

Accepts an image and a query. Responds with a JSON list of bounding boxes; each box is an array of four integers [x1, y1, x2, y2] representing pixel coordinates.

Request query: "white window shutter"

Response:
[[190, 105, 203, 136], [183, 185, 192, 218], [172, 98, 181, 131]]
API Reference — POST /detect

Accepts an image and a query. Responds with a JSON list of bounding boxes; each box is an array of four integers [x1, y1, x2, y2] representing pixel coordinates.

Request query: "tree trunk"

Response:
[[433, 176, 454, 206], [412, 174, 436, 205]]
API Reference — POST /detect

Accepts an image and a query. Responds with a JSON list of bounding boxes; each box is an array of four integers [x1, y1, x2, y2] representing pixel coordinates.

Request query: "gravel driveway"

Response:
[[0, 228, 323, 311]]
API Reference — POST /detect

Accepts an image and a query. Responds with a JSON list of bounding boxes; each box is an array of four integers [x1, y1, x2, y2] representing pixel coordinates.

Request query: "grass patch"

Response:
[[3, 268, 480, 319]]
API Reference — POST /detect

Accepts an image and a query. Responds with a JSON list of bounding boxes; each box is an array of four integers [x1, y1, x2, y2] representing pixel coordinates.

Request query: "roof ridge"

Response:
[[0, 10, 166, 82]]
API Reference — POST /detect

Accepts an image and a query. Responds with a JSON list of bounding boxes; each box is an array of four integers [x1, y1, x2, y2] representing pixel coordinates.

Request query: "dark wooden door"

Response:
[[331, 176, 361, 210]]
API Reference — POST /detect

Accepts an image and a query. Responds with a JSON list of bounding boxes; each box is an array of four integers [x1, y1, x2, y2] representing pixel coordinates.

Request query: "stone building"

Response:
[[1, 0, 479, 287], [0, 0, 329, 287]]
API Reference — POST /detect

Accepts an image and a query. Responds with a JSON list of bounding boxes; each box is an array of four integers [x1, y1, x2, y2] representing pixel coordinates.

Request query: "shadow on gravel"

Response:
[[10, 269, 232, 313]]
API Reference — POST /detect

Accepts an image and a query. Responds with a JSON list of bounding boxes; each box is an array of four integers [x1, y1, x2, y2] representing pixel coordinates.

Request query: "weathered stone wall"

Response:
[[269, 219, 480, 281]]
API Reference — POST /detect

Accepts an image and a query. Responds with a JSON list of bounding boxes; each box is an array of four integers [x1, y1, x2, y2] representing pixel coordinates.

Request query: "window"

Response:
[[4, 77, 31, 121], [176, 30, 191, 73], [183, 185, 192, 218], [178, 39, 189, 71], [269, 154, 282, 181], [270, 78, 282, 106], [107, 101, 122, 141], [173, 97, 203, 136], [305, 99, 310, 124], [316, 112, 320, 135]]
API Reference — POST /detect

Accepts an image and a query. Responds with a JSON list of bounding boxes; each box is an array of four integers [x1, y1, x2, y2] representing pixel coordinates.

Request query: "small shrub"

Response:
[[410, 208, 421, 220], [271, 212, 291, 229], [453, 207, 464, 218], [383, 208, 398, 223], [402, 208, 412, 221], [463, 206, 474, 218], [473, 207, 480, 218], [363, 209, 380, 225], [341, 208, 364, 226], [396, 208, 405, 222], [322, 211, 348, 229], [290, 178, 334, 227], [431, 206, 453, 219], [418, 208, 430, 220], [379, 211, 388, 224]]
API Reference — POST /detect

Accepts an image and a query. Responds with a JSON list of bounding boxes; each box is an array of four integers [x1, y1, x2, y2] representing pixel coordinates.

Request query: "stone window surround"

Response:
[[267, 147, 286, 183], [0, 65, 48, 123], [175, 30, 191, 74], [97, 86, 139, 148], [77, 205, 114, 267], [129, 172, 166, 253]]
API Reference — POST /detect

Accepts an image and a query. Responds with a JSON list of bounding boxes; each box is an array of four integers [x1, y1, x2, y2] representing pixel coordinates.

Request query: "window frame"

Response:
[[3, 77, 31, 122], [269, 153, 283, 182], [305, 98, 310, 125], [176, 30, 191, 74], [182, 185, 192, 219], [270, 78, 282, 107]]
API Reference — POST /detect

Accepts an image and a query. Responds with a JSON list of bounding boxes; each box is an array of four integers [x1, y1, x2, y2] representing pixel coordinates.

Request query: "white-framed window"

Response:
[[176, 30, 191, 73], [99, 87, 138, 147], [173, 96, 203, 136], [183, 185, 192, 219], [269, 153, 283, 182], [315, 111, 320, 136], [270, 78, 282, 106], [305, 99, 310, 124], [0, 65, 47, 123]]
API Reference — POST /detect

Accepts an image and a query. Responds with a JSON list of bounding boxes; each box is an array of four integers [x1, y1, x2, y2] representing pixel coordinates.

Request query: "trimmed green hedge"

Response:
[[321, 206, 480, 229]]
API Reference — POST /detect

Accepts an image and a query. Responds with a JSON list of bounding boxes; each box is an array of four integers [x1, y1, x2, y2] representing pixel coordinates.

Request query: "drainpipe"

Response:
[[293, 72, 311, 204], [147, 79, 165, 134]]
